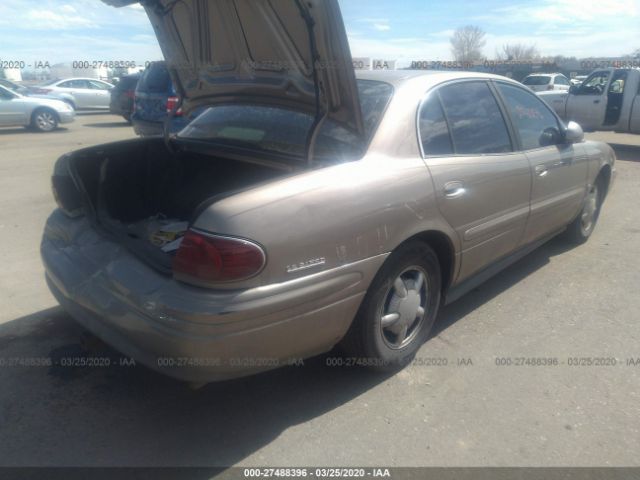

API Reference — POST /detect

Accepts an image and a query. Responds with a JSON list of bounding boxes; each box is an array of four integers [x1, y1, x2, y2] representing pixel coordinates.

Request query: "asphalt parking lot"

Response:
[[0, 113, 639, 468]]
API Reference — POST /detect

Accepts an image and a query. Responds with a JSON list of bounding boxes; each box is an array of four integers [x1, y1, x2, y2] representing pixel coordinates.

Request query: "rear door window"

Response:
[[59, 80, 91, 89], [438, 81, 512, 154], [88, 80, 111, 90]]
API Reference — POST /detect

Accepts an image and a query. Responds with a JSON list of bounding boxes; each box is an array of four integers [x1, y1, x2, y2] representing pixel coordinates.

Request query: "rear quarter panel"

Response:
[[192, 155, 458, 290]]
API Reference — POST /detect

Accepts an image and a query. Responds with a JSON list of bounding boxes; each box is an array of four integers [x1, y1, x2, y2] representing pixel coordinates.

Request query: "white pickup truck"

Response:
[[538, 68, 640, 133]]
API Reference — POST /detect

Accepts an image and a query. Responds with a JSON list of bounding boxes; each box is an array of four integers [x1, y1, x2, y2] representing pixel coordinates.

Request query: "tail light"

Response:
[[166, 96, 183, 116], [52, 175, 83, 218], [125, 90, 135, 99], [173, 229, 266, 285]]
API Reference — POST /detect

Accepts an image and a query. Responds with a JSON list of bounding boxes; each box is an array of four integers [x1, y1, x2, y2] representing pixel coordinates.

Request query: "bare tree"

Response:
[[496, 43, 540, 61], [450, 25, 486, 63]]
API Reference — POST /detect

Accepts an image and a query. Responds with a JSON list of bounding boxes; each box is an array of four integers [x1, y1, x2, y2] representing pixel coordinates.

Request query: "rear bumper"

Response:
[[131, 116, 186, 137], [41, 210, 385, 382]]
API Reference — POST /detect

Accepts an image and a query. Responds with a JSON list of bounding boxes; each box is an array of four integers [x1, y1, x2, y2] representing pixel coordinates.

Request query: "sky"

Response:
[[0, 0, 638, 69]]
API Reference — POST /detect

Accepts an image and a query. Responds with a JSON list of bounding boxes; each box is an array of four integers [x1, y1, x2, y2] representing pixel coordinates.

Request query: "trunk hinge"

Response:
[[296, 0, 329, 168]]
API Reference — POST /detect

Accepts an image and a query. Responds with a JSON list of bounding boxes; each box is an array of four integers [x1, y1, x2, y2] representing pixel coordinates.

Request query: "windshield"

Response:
[[178, 79, 393, 161], [523, 76, 551, 85]]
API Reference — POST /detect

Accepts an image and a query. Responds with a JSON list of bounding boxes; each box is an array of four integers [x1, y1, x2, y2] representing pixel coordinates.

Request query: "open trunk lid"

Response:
[[102, 0, 365, 142]]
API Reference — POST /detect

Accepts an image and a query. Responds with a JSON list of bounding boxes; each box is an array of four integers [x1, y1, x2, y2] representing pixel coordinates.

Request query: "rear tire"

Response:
[[31, 108, 58, 132], [564, 181, 603, 244], [341, 241, 441, 371]]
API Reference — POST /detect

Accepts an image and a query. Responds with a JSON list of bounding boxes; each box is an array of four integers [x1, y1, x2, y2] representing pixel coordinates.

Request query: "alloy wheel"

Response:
[[35, 111, 56, 131]]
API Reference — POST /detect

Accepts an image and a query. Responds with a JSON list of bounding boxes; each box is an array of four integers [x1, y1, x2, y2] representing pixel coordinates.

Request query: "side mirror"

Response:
[[569, 85, 579, 94], [540, 127, 563, 147], [564, 121, 584, 144]]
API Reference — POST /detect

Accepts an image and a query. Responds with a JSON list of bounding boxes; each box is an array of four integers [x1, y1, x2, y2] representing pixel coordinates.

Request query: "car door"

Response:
[[419, 80, 531, 282], [553, 75, 571, 91], [87, 80, 112, 108], [565, 70, 610, 130], [0, 86, 26, 125], [494, 81, 588, 242], [57, 80, 93, 108]]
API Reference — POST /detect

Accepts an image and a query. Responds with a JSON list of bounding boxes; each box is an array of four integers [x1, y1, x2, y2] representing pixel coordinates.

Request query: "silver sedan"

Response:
[[0, 85, 75, 132], [35, 78, 114, 110]]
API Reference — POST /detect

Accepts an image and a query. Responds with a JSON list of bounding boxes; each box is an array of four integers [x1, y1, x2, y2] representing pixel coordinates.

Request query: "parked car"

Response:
[[0, 78, 76, 106], [522, 73, 571, 92], [31, 78, 114, 110], [131, 62, 188, 136], [0, 78, 30, 95], [109, 73, 140, 122], [43, 0, 615, 383], [538, 68, 640, 133], [0, 84, 75, 131]]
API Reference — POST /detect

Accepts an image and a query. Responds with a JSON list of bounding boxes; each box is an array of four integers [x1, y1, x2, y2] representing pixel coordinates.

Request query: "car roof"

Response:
[[355, 69, 522, 88], [56, 77, 112, 82], [525, 73, 564, 76]]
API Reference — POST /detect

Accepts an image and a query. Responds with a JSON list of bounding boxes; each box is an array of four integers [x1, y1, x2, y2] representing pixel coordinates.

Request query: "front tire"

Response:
[[341, 241, 442, 371], [31, 108, 58, 132], [564, 182, 602, 244]]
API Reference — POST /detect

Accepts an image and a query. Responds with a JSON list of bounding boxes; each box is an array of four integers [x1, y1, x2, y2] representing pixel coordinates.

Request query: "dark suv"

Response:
[[131, 62, 187, 136], [109, 73, 140, 122]]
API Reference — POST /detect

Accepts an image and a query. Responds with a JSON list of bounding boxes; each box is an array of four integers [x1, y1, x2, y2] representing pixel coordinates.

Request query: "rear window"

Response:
[[178, 79, 393, 161], [138, 64, 171, 94], [117, 75, 139, 90], [523, 76, 551, 86]]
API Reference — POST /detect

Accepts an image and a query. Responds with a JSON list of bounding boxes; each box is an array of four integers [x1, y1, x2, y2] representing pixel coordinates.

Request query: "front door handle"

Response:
[[443, 181, 466, 198], [594, 99, 600, 104]]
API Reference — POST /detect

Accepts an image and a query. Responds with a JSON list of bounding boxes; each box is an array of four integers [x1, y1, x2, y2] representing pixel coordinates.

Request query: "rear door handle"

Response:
[[594, 99, 600, 104], [535, 165, 548, 177], [443, 181, 466, 198]]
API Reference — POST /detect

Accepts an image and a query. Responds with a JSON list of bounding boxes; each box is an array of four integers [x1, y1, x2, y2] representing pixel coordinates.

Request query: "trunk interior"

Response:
[[70, 138, 289, 273]]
